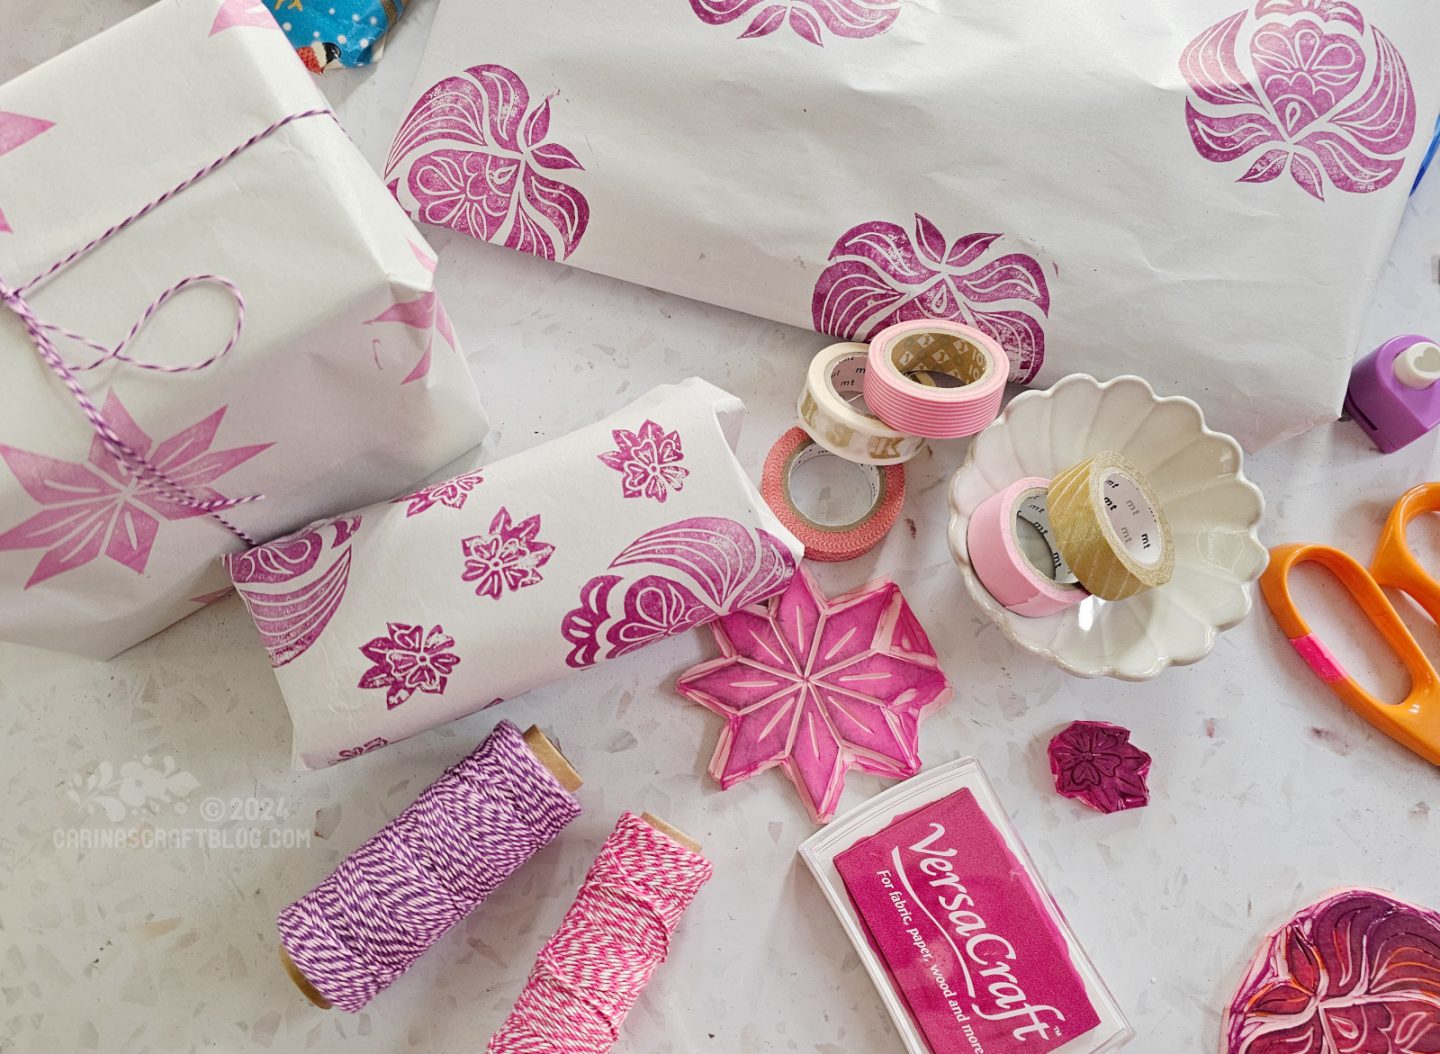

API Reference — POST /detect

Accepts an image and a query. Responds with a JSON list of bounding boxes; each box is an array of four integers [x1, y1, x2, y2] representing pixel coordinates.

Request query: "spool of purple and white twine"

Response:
[[277, 720, 582, 1012]]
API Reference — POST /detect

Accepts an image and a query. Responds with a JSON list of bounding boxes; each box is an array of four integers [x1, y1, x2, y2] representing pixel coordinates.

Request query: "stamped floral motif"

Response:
[[597, 420, 690, 503], [1180, 0, 1416, 200], [67, 756, 200, 822], [337, 737, 389, 761], [1047, 720, 1151, 814], [461, 507, 555, 599], [385, 65, 589, 262], [812, 214, 1051, 383], [0, 392, 270, 587], [226, 515, 361, 667], [364, 282, 459, 385], [358, 622, 461, 708], [562, 516, 797, 668], [0, 111, 53, 234], [1224, 888, 1440, 1053], [689, 0, 900, 46], [392, 469, 485, 517]]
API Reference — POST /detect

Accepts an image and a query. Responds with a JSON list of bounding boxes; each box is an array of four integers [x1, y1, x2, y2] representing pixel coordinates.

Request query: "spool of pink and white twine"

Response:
[[487, 811, 714, 1053], [277, 720, 583, 1012]]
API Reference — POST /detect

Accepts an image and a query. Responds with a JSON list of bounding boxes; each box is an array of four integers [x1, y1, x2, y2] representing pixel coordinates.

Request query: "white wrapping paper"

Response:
[[225, 379, 802, 770], [386, 0, 1440, 450], [0, 0, 487, 658]]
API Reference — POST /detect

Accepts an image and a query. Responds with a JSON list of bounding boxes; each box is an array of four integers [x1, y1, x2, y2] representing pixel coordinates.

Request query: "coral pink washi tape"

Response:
[[761, 428, 904, 563], [967, 477, 1088, 617], [863, 321, 1009, 439]]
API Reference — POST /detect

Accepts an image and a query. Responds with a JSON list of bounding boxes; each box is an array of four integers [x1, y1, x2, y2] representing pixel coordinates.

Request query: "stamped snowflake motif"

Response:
[[689, 0, 900, 46], [597, 420, 690, 503], [1180, 0, 1417, 200], [461, 507, 555, 600], [385, 64, 589, 262], [393, 470, 485, 517], [357, 623, 461, 708], [1047, 720, 1152, 814], [676, 566, 951, 822], [812, 214, 1052, 383]]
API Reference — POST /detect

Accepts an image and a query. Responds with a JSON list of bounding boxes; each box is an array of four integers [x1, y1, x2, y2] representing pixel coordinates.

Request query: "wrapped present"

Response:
[[0, 0, 487, 659], [385, 0, 1440, 450], [225, 379, 802, 770]]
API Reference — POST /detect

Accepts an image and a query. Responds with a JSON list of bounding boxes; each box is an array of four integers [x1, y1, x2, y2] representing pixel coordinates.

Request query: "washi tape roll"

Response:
[[863, 321, 1009, 439], [761, 427, 904, 563], [798, 343, 926, 465], [967, 477, 1089, 617], [1047, 451, 1174, 601]]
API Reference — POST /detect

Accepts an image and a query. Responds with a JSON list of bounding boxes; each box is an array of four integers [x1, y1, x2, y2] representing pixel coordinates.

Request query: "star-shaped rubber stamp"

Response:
[[676, 566, 951, 823]]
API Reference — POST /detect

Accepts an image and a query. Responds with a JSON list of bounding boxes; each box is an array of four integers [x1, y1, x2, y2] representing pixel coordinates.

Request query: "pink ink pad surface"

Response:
[[800, 759, 1132, 1054]]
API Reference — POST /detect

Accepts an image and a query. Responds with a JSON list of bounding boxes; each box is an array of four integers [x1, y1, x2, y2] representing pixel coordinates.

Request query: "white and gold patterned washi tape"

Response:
[[797, 343, 926, 466], [1048, 450, 1174, 601]]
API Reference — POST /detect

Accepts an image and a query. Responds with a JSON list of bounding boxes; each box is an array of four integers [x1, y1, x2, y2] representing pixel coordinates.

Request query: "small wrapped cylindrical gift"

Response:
[[227, 379, 802, 769]]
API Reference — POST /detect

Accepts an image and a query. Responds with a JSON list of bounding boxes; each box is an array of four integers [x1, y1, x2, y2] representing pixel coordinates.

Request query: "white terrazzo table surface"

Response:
[[3, 4, 1440, 1052]]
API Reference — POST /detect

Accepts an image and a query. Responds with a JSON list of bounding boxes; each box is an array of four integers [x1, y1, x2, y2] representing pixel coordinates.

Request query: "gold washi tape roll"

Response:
[[1048, 450, 1174, 601]]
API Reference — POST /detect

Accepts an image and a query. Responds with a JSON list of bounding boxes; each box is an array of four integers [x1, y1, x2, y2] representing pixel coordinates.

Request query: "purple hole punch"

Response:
[[1344, 334, 1440, 453]]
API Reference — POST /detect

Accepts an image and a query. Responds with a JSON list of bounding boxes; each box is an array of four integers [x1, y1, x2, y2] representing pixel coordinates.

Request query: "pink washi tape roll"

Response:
[[967, 476, 1088, 617], [863, 321, 1009, 438], [761, 427, 904, 563]]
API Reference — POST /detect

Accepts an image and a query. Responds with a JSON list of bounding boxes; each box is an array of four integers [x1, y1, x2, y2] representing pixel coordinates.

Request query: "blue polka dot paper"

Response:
[[270, 0, 403, 70]]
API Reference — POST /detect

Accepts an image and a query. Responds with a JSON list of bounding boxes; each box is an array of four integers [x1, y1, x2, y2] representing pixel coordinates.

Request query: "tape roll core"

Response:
[[863, 321, 1009, 439], [1047, 451, 1174, 601], [967, 477, 1088, 617], [798, 343, 926, 465]]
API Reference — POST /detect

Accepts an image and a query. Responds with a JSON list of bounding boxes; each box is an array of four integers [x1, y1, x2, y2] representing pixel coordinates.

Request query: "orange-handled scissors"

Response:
[[1260, 482, 1440, 765]]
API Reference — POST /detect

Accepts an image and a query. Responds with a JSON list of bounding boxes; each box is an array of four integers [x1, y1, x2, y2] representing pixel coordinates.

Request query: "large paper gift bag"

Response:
[[385, 0, 1440, 450], [224, 379, 802, 770], [0, 0, 487, 659]]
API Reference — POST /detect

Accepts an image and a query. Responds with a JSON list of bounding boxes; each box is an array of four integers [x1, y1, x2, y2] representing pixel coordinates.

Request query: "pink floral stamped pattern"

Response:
[[597, 420, 689, 503], [1224, 888, 1440, 1053], [1180, 0, 1417, 200], [812, 214, 1052, 383], [0, 111, 54, 234], [385, 65, 589, 262], [0, 392, 269, 587], [562, 516, 797, 668], [392, 469, 485, 517], [365, 284, 459, 385], [462, 507, 555, 599], [226, 515, 361, 668], [689, 0, 900, 46], [1047, 720, 1152, 814], [676, 566, 951, 823], [358, 622, 461, 709]]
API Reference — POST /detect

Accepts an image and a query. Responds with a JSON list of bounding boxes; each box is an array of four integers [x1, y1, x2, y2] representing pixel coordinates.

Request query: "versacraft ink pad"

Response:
[[799, 758, 1132, 1054]]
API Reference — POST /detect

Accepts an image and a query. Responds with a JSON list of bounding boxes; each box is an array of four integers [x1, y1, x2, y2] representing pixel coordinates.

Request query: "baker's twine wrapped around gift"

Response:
[[0, 108, 332, 546], [277, 720, 583, 1012], [487, 812, 714, 1053]]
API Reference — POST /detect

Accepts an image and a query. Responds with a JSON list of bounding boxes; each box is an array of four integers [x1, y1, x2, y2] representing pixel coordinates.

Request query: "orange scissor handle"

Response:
[[1370, 482, 1440, 626], [1260, 542, 1440, 766]]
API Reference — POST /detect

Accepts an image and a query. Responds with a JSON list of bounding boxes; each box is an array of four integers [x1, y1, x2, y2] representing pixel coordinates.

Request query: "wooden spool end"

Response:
[[641, 811, 702, 853], [523, 725, 583, 793], [279, 944, 333, 1009]]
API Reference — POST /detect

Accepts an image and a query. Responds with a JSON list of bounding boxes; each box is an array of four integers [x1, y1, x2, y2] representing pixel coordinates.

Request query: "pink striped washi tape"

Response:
[[761, 427, 905, 562], [862, 321, 1009, 439], [966, 477, 1089, 617]]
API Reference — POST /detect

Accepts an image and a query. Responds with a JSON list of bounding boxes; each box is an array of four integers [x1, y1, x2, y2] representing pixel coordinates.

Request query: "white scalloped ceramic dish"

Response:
[[947, 374, 1267, 680]]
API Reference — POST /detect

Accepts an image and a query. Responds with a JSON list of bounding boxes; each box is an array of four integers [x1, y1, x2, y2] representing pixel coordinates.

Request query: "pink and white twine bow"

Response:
[[0, 108, 332, 546]]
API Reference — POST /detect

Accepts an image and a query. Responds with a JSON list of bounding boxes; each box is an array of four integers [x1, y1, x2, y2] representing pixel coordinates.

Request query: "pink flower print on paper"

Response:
[[461, 507, 555, 600], [1047, 720, 1152, 814], [1224, 889, 1440, 1054], [812, 214, 1052, 383], [358, 623, 461, 709], [562, 517, 798, 669], [597, 420, 690, 503], [689, 0, 900, 46], [676, 566, 951, 823], [365, 283, 458, 385], [392, 470, 484, 517], [0, 111, 54, 234], [208, 0, 280, 35], [337, 737, 389, 761], [385, 65, 589, 262], [0, 392, 269, 587], [1180, 0, 1417, 200]]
